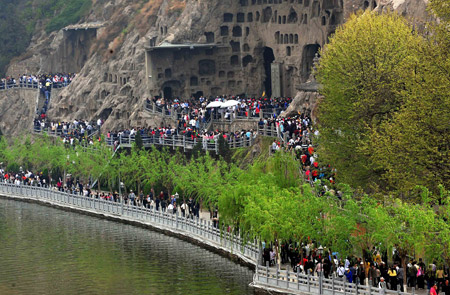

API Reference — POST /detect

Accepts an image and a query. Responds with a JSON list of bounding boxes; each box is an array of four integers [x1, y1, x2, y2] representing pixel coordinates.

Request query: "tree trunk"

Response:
[[274, 233, 279, 266], [401, 253, 407, 290]]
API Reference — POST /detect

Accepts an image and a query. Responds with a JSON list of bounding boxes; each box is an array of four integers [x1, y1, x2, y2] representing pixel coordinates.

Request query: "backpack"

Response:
[[408, 266, 417, 277], [417, 268, 423, 277]]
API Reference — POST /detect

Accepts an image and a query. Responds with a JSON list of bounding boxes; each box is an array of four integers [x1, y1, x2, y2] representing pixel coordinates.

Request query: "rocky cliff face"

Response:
[[3, 0, 429, 134], [0, 89, 37, 136]]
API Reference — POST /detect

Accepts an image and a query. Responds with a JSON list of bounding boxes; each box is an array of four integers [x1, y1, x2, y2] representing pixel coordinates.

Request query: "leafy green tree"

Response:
[[316, 11, 422, 192], [368, 4, 450, 194], [217, 135, 231, 163]]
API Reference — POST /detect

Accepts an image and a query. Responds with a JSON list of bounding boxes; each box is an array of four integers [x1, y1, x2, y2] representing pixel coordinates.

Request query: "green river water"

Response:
[[0, 198, 256, 295]]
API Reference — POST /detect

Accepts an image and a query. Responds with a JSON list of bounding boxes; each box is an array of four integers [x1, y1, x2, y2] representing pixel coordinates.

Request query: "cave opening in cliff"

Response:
[[301, 44, 321, 81], [263, 47, 275, 97], [163, 87, 173, 100]]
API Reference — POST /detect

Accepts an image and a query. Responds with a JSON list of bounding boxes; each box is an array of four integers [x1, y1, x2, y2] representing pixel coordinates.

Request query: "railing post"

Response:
[[266, 262, 269, 284], [286, 266, 290, 289], [320, 273, 323, 295], [308, 270, 311, 293], [332, 275, 335, 295], [412, 287, 415, 295], [276, 264, 279, 286], [297, 268, 300, 290]]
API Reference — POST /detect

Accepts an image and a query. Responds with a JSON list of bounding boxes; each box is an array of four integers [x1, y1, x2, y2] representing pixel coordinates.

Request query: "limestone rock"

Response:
[[2, 0, 430, 136]]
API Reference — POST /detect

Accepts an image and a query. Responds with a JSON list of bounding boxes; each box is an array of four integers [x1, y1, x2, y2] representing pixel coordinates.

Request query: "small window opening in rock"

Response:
[[205, 32, 215, 43], [237, 13, 245, 22], [230, 41, 241, 52], [330, 14, 336, 25], [372, 0, 377, 8], [284, 35, 288, 43], [262, 7, 272, 23], [165, 69, 172, 78], [242, 55, 253, 67], [247, 12, 253, 22], [289, 34, 294, 44], [199, 59, 216, 76], [243, 44, 250, 51], [220, 26, 229, 36], [190, 76, 198, 86], [304, 0, 310, 6], [256, 11, 260, 21], [282, 15, 286, 24], [278, 16, 281, 24], [287, 46, 291, 56], [227, 71, 235, 78], [240, 0, 249, 5], [232, 26, 242, 37], [287, 8, 298, 23], [275, 31, 280, 44], [224, 13, 233, 22], [230, 55, 239, 66], [294, 34, 299, 43], [303, 13, 308, 24], [280, 34, 284, 44], [219, 71, 226, 78], [363, 0, 369, 9], [321, 16, 326, 25], [245, 27, 250, 36]]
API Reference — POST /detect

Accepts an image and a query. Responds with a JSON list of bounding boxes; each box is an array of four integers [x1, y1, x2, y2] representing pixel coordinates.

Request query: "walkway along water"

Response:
[[0, 183, 415, 295]]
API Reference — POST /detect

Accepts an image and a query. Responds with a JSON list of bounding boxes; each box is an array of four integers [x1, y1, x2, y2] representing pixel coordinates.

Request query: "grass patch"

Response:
[[45, 0, 92, 33]]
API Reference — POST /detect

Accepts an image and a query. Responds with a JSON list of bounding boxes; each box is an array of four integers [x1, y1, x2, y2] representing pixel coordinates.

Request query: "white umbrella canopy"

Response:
[[221, 100, 240, 107], [206, 101, 223, 108]]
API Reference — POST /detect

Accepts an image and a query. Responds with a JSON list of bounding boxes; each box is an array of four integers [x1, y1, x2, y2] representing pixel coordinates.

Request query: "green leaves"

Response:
[[317, 9, 450, 195]]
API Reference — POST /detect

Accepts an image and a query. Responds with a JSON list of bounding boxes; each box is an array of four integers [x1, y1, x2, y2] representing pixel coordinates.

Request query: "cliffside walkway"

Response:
[[0, 182, 414, 295], [33, 123, 281, 152], [145, 100, 284, 123]]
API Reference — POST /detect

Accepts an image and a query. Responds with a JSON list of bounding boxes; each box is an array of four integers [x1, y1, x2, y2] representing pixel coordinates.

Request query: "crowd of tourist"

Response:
[[147, 95, 292, 121], [107, 126, 258, 151], [34, 118, 102, 146], [0, 168, 204, 223], [264, 244, 450, 293], [0, 73, 75, 90]]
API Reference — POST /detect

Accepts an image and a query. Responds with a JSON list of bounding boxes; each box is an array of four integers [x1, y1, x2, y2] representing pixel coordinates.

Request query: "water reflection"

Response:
[[0, 199, 256, 295]]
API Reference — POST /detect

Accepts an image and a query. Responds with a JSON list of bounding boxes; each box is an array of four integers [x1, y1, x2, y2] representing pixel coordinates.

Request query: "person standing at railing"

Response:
[[128, 190, 136, 206], [379, 277, 387, 294]]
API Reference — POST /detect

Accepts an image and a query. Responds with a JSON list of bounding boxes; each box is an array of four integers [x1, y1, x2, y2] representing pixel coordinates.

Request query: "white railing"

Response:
[[0, 183, 259, 263], [254, 265, 414, 295], [0, 182, 414, 295], [105, 134, 256, 152], [33, 126, 99, 139]]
